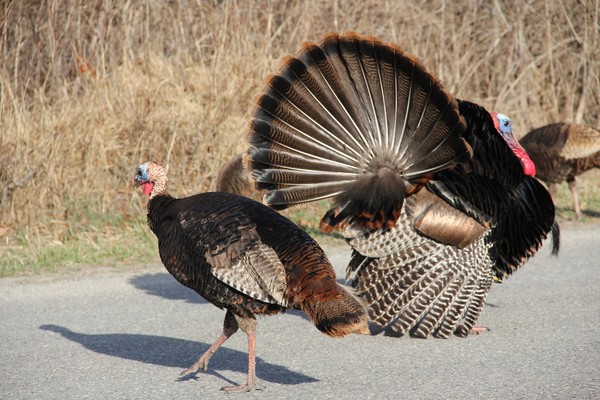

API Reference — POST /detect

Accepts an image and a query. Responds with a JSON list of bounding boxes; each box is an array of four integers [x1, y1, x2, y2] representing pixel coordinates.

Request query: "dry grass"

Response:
[[1, 0, 599, 272]]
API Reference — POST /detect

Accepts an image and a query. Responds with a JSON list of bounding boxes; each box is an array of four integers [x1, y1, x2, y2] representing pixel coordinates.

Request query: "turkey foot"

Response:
[[456, 324, 489, 337], [220, 320, 263, 392], [181, 311, 239, 376], [180, 350, 213, 376], [220, 379, 265, 393], [470, 325, 489, 335]]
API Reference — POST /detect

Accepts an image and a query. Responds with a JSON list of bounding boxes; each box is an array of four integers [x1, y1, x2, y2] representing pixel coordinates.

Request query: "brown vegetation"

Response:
[[1, 0, 599, 254]]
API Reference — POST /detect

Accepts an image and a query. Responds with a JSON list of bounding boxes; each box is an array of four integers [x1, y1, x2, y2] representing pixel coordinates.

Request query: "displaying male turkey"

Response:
[[132, 161, 368, 392], [245, 32, 558, 338], [520, 123, 600, 219]]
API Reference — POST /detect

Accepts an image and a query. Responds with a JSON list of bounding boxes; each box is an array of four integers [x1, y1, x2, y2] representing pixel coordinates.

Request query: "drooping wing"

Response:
[[560, 124, 600, 160], [442, 100, 558, 277], [521, 122, 600, 161], [177, 195, 290, 307], [345, 200, 494, 338]]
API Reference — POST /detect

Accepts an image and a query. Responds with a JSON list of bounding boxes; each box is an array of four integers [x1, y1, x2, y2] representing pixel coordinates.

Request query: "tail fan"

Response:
[[246, 32, 472, 231]]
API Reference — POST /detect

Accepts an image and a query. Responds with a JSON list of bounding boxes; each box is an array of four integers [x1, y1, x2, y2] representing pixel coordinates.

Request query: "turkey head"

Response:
[[490, 113, 536, 176], [131, 161, 167, 198]]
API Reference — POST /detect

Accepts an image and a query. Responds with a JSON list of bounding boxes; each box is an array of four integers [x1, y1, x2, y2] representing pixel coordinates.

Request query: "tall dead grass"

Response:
[[1, 0, 599, 246]]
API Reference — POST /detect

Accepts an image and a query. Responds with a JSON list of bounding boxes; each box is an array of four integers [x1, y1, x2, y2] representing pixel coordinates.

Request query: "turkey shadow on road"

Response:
[[128, 273, 207, 304], [127, 273, 313, 323], [39, 324, 318, 386]]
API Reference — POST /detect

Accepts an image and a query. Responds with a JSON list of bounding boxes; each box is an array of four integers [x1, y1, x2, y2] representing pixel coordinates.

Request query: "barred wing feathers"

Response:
[[345, 202, 494, 339], [176, 195, 292, 306], [158, 192, 368, 337]]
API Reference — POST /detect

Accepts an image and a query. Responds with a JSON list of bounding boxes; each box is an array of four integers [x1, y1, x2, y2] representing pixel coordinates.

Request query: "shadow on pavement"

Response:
[[39, 324, 318, 386], [128, 273, 207, 304], [128, 272, 313, 324]]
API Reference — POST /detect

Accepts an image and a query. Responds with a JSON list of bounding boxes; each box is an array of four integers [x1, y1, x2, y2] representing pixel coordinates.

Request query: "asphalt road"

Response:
[[2, 221, 599, 399]]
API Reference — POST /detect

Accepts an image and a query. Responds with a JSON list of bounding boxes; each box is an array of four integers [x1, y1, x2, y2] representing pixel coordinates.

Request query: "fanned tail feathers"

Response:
[[243, 32, 556, 339], [246, 32, 471, 230]]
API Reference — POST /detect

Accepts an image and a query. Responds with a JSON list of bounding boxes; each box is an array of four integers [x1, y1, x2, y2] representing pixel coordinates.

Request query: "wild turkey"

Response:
[[132, 161, 369, 392], [520, 123, 600, 219], [215, 153, 261, 201], [245, 32, 559, 338]]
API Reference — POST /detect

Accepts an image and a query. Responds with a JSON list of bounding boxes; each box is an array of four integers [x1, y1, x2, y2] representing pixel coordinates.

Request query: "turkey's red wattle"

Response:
[[519, 156, 537, 176], [510, 146, 537, 176], [142, 182, 154, 196]]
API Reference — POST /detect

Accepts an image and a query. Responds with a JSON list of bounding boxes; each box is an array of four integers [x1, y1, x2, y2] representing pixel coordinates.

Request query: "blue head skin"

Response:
[[490, 112, 536, 176], [132, 162, 151, 186], [131, 161, 167, 199]]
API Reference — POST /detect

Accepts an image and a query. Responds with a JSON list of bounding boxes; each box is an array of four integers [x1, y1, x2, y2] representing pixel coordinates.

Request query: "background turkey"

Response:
[[520, 123, 600, 219], [215, 153, 262, 202], [244, 32, 559, 338], [132, 161, 368, 392]]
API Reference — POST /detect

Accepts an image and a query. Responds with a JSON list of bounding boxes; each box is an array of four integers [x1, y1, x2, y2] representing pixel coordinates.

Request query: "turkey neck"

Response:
[[146, 194, 176, 235], [457, 100, 525, 187]]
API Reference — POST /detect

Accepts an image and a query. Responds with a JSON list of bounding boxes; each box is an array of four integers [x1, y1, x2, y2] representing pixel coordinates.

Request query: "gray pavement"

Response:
[[1, 221, 599, 399]]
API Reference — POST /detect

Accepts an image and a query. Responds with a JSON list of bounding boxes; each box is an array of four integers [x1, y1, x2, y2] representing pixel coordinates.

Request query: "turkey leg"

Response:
[[180, 310, 238, 376], [548, 183, 557, 203], [568, 178, 581, 219], [220, 316, 263, 393]]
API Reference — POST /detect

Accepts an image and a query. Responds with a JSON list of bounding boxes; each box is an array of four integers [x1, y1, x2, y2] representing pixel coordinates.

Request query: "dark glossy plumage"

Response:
[[520, 123, 600, 218], [430, 101, 557, 278], [133, 162, 368, 392], [244, 32, 558, 338], [148, 191, 364, 322]]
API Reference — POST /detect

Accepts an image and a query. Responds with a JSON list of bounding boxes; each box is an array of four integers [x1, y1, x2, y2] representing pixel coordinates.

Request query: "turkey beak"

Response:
[[132, 167, 146, 187], [492, 113, 537, 177]]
